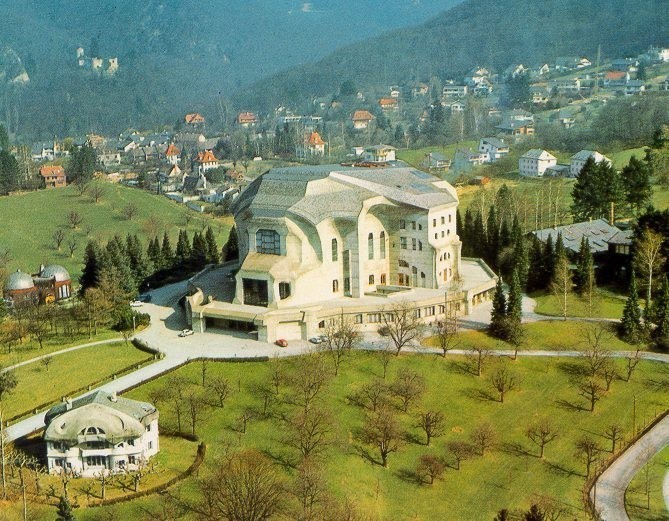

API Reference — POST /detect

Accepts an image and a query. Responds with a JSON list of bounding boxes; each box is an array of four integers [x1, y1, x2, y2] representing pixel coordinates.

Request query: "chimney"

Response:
[[65, 398, 72, 410]]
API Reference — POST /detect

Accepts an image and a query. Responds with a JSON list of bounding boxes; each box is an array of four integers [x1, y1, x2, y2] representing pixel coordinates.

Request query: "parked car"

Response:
[[130, 300, 144, 307], [178, 329, 194, 337], [275, 338, 288, 347], [309, 334, 328, 344]]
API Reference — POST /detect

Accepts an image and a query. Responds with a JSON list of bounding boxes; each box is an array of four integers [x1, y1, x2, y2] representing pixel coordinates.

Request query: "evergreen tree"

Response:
[[574, 237, 593, 294], [524, 504, 545, 521], [554, 232, 566, 261], [0, 150, 21, 193], [161, 231, 174, 269], [67, 144, 96, 186], [222, 226, 239, 262], [191, 232, 207, 269], [473, 210, 486, 259], [205, 226, 220, 264], [80, 240, 100, 292], [571, 158, 623, 221], [147, 237, 162, 271], [620, 271, 644, 344], [489, 277, 507, 339], [56, 495, 75, 521], [507, 268, 523, 324], [175, 229, 192, 265], [621, 155, 653, 216], [512, 232, 529, 290], [499, 218, 511, 249], [652, 274, 669, 344], [463, 209, 475, 257], [486, 205, 500, 268], [0, 124, 8, 151], [126, 234, 150, 286], [456, 209, 464, 240], [543, 234, 555, 286], [526, 235, 546, 292]]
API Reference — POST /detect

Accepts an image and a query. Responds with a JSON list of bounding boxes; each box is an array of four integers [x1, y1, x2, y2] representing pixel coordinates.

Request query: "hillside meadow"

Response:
[[0, 184, 233, 281]]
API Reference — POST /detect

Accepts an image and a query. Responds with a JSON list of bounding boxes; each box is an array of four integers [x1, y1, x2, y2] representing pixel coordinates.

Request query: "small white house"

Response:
[[519, 149, 557, 177], [363, 144, 396, 163], [44, 391, 159, 477], [478, 138, 509, 162], [569, 150, 612, 177]]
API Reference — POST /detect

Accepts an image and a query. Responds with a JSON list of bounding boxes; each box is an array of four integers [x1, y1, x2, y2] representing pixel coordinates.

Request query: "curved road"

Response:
[[4, 278, 668, 520]]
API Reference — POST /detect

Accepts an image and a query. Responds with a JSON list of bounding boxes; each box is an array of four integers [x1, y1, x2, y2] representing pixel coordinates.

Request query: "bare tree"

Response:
[[289, 353, 331, 412], [415, 410, 445, 446], [581, 326, 612, 377], [186, 390, 209, 437], [67, 239, 77, 258], [551, 253, 572, 320], [535, 494, 571, 521], [470, 346, 490, 377], [391, 368, 425, 412], [489, 366, 518, 403], [236, 409, 254, 434], [207, 376, 230, 408], [66, 210, 83, 229], [75, 180, 88, 196], [94, 469, 108, 501], [322, 313, 359, 376], [252, 382, 275, 417], [604, 423, 623, 453], [25, 304, 49, 349], [377, 347, 393, 379], [361, 406, 402, 467], [355, 379, 388, 412], [286, 406, 332, 460], [52, 229, 66, 251], [193, 449, 284, 521], [600, 359, 617, 391], [41, 356, 53, 372], [10, 451, 41, 521], [634, 228, 665, 304], [624, 349, 642, 382], [416, 454, 446, 484], [578, 378, 605, 412], [200, 360, 208, 386], [122, 203, 139, 221], [291, 459, 327, 520], [381, 301, 425, 355], [574, 436, 601, 477], [470, 422, 496, 456], [267, 355, 284, 395], [89, 182, 106, 203], [525, 419, 559, 459], [447, 440, 474, 470], [434, 313, 459, 357]]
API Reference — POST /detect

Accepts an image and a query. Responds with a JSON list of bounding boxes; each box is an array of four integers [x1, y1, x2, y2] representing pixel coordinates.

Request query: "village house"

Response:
[[495, 120, 535, 138], [530, 85, 551, 105], [39, 165, 66, 188], [448, 101, 466, 113], [351, 110, 375, 130], [442, 84, 468, 98], [165, 143, 181, 166], [569, 150, 612, 177], [625, 80, 646, 96], [555, 109, 576, 129], [422, 152, 451, 171], [184, 113, 205, 127], [298, 131, 326, 157], [31, 141, 68, 162], [193, 149, 219, 173], [604, 71, 631, 88], [363, 144, 396, 163], [237, 112, 258, 128], [378, 97, 399, 112], [548, 78, 582, 95], [453, 149, 488, 171], [186, 164, 497, 342], [389, 86, 401, 98], [97, 148, 122, 168], [478, 138, 509, 162], [44, 391, 159, 477], [610, 58, 638, 73], [4, 265, 72, 306], [554, 56, 591, 71], [519, 149, 557, 177], [412, 82, 430, 97], [545, 164, 571, 177]]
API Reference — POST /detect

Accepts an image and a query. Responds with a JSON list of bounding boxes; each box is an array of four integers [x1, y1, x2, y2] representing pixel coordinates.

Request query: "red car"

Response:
[[275, 339, 288, 347]]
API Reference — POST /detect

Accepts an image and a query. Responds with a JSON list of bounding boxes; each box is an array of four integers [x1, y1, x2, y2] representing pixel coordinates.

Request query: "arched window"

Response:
[[380, 231, 386, 259], [368, 233, 374, 259], [369, 275, 375, 285], [331, 238, 338, 261], [380, 273, 387, 284], [332, 279, 339, 293], [256, 229, 280, 255], [399, 259, 409, 268], [421, 272, 426, 288], [279, 282, 290, 300]]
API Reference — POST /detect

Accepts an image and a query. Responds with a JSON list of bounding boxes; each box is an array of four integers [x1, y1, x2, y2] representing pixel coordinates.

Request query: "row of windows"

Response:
[[399, 220, 423, 231], [317, 302, 461, 329], [400, 237, 423, 251], [434, 229, 452, 240], [432, 214, 453, 227]]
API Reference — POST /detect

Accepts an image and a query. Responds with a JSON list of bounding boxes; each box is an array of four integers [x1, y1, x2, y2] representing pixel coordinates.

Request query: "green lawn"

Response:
[[625, 444, 669, 520], [531, 290, 627, 320], [652, 184, 669, 210], [0, 184, 232, 281], [424, 320, 635, 352], [0, 328, 120, 368], [609, 147, 647, 169], [2, 341, 154, 420], [396, 141, 478, 169], [46, 348, 669, 521]]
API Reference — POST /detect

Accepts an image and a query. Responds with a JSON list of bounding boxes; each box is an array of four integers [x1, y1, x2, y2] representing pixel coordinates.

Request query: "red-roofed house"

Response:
[[185, 113, 205, 127], [194, 150, 219, 173], [378, 97, 399, 112], [604, 71, 630, 87], [297, 131, 326, 157], [237, 112, 258, 128], [165, 143, 181, 166], [39, 165, 66, 188], [352, 110, 375, 130]]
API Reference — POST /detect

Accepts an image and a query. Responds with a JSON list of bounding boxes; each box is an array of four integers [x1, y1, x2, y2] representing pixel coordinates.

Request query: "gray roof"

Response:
[[481, 137, 507, 148], [5, 270, 34, 291], [40, 264, 71, 282], [607, 229, 633, 245], [522, 149, 553, 159], [233, 165, 458, 226], [44, 390, 157, 441], [532, 219, 621, 254]]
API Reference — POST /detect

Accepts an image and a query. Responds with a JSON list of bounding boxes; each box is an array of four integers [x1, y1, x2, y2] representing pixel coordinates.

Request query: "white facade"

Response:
[[44, 392, 159, 477], [478, 138, 509, 162], [363, 145, 396, 163], [519, 149, 557, 177], [570, 150, 612, 177]]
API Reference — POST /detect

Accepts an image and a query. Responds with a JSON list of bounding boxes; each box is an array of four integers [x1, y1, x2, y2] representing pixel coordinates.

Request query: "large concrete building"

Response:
[[187, 164, 496, 342], [44, 391, 159, 477]]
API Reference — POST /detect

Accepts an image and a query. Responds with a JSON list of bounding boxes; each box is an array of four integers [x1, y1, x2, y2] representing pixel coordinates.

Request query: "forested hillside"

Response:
[[0, 0, 460, 139], [237, 0, 669, 112]]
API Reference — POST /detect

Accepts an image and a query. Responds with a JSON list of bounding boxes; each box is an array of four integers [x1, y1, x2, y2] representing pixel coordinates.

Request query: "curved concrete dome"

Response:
[[40, 264, 71, 282], [5, 270, 35, 291]]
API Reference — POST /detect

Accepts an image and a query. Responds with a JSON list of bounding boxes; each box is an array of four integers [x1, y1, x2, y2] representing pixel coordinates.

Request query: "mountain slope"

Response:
[[236, 0, 669, 111], [0, 0, 462, 138]]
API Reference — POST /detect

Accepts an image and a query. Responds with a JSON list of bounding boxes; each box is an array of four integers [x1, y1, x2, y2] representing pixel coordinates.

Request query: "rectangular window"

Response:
[[256, 229, 281, 255], [128, 455, 136, 465], [369, 275, 375, 285], [332, 280, 339, 293], [441, 216, 445, 225], [425, 306, 435, 316], [367, 313, 381, 323], [380, 274, 387, 285], [344, 277, 351, 293], [400, 237, 407, 249], [433, 218, 437, 227], [449, 214, 452, 223], [279, 282, 291, 300], [412, 238, 417, 250], [355, 314, 363, 324], [412, 221, 416, 230], [399, 219, 406, 229], [148, 441, 153, 450]]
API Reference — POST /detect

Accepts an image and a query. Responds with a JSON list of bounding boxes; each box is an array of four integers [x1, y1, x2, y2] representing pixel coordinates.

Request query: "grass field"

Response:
[[531, 290, 627, 320], [0, 184, 233, 281], [625, 444, 669, 520], [396, 141, 478, 168], [2, 341, 154, 419], [27, 345, 665, 521]]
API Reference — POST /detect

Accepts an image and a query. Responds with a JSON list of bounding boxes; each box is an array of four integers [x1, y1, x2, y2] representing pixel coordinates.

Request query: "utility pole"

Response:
[[593, 44, 601, 99]]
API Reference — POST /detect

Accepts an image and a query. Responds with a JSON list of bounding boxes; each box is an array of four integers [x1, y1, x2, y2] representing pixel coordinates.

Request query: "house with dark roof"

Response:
[[44, 391, 159, 477], [478, 138, 509, 162]]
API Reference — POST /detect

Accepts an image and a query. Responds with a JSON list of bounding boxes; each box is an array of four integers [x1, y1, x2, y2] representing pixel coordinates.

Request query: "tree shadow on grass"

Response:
[[554, 398, 587, 412], [499, 441, 534, 458], [261, 447, 296, 471], [544, 460, 579, 478], [351, 443, 382, 466], [556, 360, 588, 379], [459, 387, 497, 402], [449, 359, 477, 376], [402, 431, 424, 445], [396, 468, 424, 485]]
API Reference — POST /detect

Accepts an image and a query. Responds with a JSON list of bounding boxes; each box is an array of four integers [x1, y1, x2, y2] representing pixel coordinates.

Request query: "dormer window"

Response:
[[256, 229, 281, 255]]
